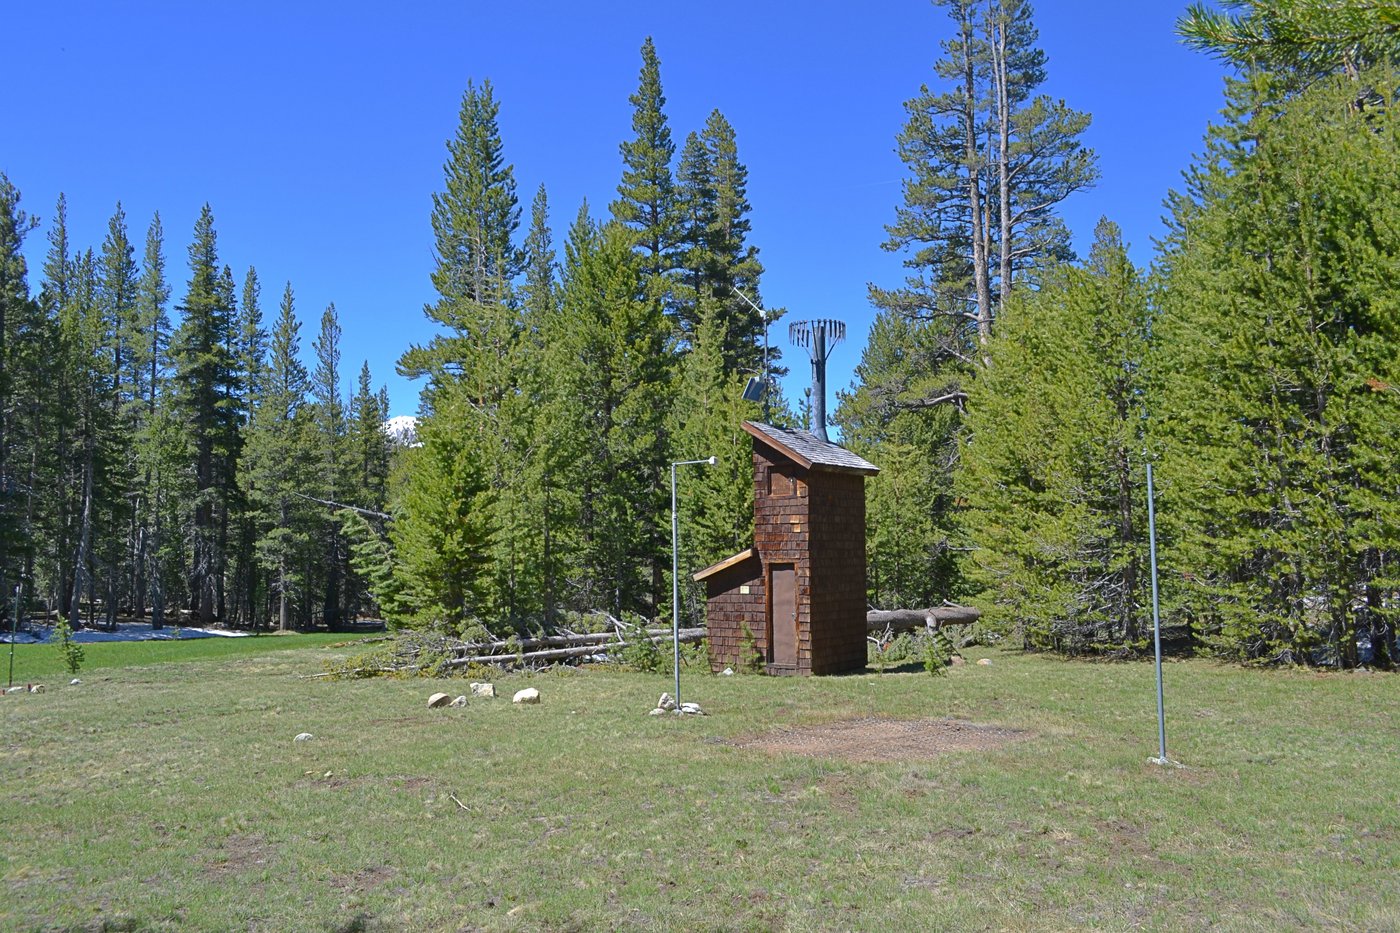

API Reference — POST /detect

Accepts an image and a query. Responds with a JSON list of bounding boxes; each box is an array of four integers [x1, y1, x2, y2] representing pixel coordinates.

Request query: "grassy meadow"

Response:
[[2, 638, 1397, 931]]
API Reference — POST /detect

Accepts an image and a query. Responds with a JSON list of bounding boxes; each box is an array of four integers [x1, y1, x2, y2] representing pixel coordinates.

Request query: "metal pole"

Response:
[[1147, 463, 1168, 764], [670, 457, 716, 713], [9, 585, 18, 688], [671, 462, 681, 708]]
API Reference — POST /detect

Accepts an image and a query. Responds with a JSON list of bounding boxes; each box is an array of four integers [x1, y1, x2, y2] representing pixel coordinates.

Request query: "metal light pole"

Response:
[[671, 456, 716, 710], [1146, 463, 1169, 766]]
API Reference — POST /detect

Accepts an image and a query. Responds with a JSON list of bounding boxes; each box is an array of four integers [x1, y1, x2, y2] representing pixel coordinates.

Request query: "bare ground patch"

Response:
[[731, 716, 1029, 763], [204, 833, 277, 877]]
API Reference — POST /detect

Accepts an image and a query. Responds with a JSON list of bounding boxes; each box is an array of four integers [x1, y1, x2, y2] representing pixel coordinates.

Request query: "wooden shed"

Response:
[[694, 421, 878, 676]]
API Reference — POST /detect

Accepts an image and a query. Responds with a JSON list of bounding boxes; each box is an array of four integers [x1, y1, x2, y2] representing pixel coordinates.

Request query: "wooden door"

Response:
[[769, 564, 797, 669]]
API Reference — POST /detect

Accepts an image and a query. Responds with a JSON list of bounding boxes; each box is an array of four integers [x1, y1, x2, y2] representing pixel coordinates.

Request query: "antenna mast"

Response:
[[789, 319, 845, 441]]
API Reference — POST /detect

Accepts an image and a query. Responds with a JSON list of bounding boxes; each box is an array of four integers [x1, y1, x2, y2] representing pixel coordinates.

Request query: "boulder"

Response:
[[70, 678, 82, 686], [679, 702, 706, 716], [294, 733, 314, 742], [976, 658, 993, 667], [513, 687, 540, 705], [657, 692, 677, 711], [648, 707, 668, 716], [470, 682, 496, 699], [450, 695, 469, 708], [427, 692, 452, 708], [28, 684, 45, 693], [949, 656, 965, 666]]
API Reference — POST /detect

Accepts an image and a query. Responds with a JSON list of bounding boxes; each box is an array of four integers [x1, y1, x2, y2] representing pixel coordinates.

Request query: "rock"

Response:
[[450, 695, 469, 708], [427, 692, 452, 708], [28, 684, 44, 693], [721, 667, 734, 676], [513, 687, 540, 705], [679, 702, 706, 715], [4, 686, 24, 695], [949, 656, 965, 666], [657, 692, 676, 711], [70, 678, 82, 685], [294, 733, 314, 742], [648, 707, 668, 716], [470, 682, 496, 699], [976, 658, 993, 666]]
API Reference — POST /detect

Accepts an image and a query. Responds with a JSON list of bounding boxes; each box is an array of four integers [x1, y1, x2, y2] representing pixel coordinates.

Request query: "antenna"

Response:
[[732, 287, 773, 421], [789, 319, 845, 442]]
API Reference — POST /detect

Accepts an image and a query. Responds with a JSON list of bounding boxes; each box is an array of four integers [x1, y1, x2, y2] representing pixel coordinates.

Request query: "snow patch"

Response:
[[1, 622, 252, 644], [382, 415, 419, 447]]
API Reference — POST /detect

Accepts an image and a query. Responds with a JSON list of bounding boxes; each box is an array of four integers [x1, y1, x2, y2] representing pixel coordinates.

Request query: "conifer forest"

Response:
[[2, 0, 1398, 668]]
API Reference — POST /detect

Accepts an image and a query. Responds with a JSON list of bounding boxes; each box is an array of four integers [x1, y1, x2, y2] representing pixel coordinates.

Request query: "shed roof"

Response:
[[692, 548, 758, 582], [742, 421, 880, 475]]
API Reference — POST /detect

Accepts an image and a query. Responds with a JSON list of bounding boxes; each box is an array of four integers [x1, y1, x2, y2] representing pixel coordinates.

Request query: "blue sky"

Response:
[[8, 1, 1227, 418]]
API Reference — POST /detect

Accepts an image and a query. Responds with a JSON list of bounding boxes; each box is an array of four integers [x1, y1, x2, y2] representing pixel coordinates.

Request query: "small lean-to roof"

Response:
[[742, 421, 880, 475], [693, 548, 757, 582]]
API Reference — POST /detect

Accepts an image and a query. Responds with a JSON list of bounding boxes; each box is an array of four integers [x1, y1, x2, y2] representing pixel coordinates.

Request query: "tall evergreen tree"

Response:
[[550, 216, 672, 618], [674, 110, 774, 375], [1152, 70, 1400, 667], [0, 173, 40, 612], [875, 0, 1095, 353], [611, 37, 681, 294], [244, 283, 312, 631], [668, 299, 761, 623], [959, 220, 1151, 654], [170, 205, 239, 624], [96, 204, 139, 627], [310, 303, 348, 625]]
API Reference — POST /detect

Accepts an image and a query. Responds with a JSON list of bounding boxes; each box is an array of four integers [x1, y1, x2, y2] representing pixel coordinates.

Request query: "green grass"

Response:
[[3, 631, 367, 684], [2, 644, 1397, 931]]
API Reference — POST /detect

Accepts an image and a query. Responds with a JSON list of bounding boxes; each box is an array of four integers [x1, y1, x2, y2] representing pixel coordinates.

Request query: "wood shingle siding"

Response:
[[693, 421, 876, 676]]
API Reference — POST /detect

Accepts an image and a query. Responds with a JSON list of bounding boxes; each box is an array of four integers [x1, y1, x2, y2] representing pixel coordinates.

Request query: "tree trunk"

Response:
[[867, 606, 981, 631], [959, 8, 993, 351], [992, 0, 1013, 320], [69, 450, 94, 630]]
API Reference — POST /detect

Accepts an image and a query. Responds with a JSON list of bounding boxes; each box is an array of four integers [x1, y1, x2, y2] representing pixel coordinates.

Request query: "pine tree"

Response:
[[344, 361, 392, 619], [1178, 0, 1400, 83], [959, 220, 1151, 653], [310, 303, 348, 626], [0, 173, 40, 613], [674, 110, 774, 375], [170, 205, 239, 625], [132, 214, 177, 627], [550, 216, 672, 618], [243, 282, 313, 631], [611, 37, 681, 295], [96, 204, 140, 628], [876, 0, 1095, 352], [668, 299, 761, 623], [834, 311, 964, 608], [396, 78, 531, 632], [1151, 70, 1400, 667]]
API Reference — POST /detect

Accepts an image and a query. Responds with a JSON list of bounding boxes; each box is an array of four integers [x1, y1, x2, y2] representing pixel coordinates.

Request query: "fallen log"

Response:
[[445, 628, 706, 667], [866, 606, 980, 633], [459, 627, 689, 656]]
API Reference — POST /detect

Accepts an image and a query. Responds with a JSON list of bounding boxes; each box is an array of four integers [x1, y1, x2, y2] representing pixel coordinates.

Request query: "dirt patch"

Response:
[[330, 865, 396, 892], [205, 833, 277, 877], [731, 717, 1028, 763]]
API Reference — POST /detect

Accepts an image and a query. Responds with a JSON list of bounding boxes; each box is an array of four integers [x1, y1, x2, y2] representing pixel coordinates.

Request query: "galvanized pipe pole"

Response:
[[8, 586, 17, 688], [1147, 463, 1168, 764], [671, 457, 715, 712]]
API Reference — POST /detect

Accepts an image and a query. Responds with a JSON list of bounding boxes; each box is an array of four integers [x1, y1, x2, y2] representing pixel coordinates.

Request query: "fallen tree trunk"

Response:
[[460, 627, 690, 655], [866, 606, 980, 633], [445, 628, 706, 668]]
